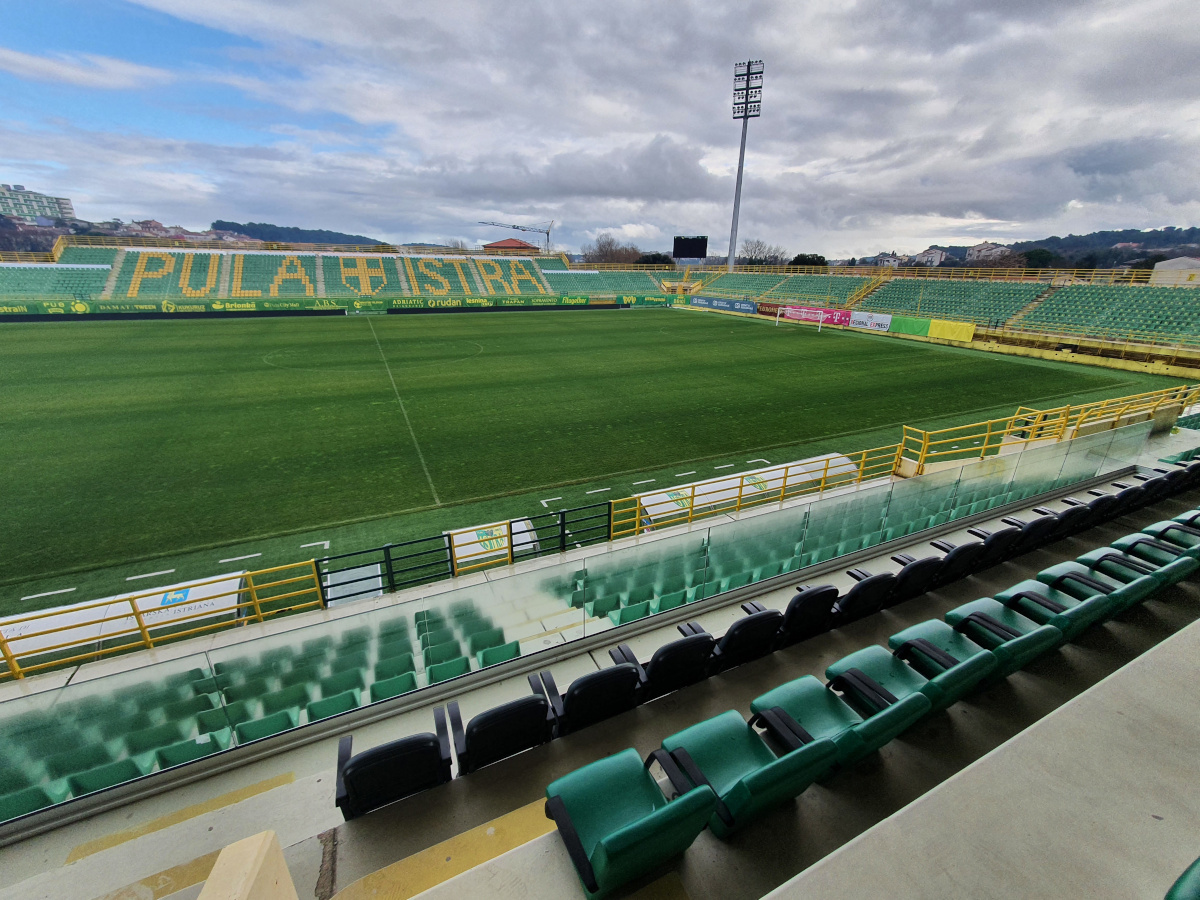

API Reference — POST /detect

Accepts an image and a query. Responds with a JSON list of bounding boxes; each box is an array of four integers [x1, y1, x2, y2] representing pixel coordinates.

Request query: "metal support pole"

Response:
[[727, 115, 750, 272]]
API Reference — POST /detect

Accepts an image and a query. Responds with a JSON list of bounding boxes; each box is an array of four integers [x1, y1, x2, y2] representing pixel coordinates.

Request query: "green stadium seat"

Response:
[[423, 641, 463, 667], [374, 654, 415, 681], [419, 627, 457, 650], [329, 650, 370, 674], [155, 732, 230, 769], [584, 595, 621, 618], [45, 744, 113, 780], [659, 710, 839, 838], [886, 621, 1001, 695], [124, 722, 186, 756], [545, 747, 717, 899], [320, 668, 365, 697], [307, 690, 361, 722], [198, 701, 254, 734], [467, 628, 506, 655], [608, 600, 651, 626], [222, 678, 271, 704], [280, 664, 325, 689], [825, 642, 993, 714], [478, 641, 521, 668], [162, 694, 215, 720], [0, 786, 64, 821], [651, 590, 687, 614], [235, 710, 299, 743], [260, 684, 312, 716], [992, 577, 1118, 641], [376, 638, 414, 660], [369, 672, 419, 702], [750, 674, 930, 768], [67, 758, 152, 797], [427, 656, 470, 684]]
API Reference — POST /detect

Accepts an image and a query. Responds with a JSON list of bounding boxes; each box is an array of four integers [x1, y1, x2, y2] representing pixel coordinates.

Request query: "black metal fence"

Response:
[[317, 502, 612, 604]]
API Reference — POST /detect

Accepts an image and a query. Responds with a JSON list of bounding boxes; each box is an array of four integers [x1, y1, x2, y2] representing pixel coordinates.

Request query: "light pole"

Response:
[[728, 59, 763, 272]]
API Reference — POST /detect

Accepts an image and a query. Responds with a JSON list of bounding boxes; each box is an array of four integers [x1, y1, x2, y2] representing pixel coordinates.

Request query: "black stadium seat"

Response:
[[770, 584, 839, 646], [834, 571, 897, 623], [881, 554, 944, 607], [608, 634, 714, 701], [928, 538, 986, 588], [965, 524, 1023, 569], [447, 683, 554, 774], [681, 609, 783, 673], [335, 709, 452, 820], [537, 666, 641, 736]]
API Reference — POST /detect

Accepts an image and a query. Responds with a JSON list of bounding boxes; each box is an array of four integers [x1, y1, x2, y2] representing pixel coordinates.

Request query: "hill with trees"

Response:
[[211, 221, 382, 245]]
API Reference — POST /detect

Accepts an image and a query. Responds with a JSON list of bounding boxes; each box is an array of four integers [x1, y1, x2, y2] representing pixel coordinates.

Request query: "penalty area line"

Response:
[[367, 318, 441, 507], [539, 497, 563, 508], [127, 569, 175, 581]]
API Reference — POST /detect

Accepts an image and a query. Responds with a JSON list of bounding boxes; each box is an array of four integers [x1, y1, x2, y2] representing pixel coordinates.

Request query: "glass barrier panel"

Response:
[[0, 652, 217, 824], [881, 465, 962, 541], [1007, 438, 1071, 502], [705, 503, 811, 592], [1056, 429, 1116, 489], [1099, 421, 1153, 475], [948, 451, 1020, 519], [796, 483, 894, 568]]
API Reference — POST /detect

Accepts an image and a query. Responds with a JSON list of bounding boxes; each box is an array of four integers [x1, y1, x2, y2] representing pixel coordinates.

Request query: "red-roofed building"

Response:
[[482, 237, 541, 252]]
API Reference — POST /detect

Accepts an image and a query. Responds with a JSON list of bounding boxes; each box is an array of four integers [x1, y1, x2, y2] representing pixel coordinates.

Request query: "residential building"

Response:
[[965, 241, 1010, 262], [913, 247, 949, 267], [1150, 256, 1200, 287], [0, 184, 75, 221]]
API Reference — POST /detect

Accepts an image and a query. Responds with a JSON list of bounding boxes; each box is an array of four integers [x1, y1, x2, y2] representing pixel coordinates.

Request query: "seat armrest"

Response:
[[891, 553, 916, 566], [1113, 482, 1132, 489], [1001, 516, 1026, 527], [433, 706, 452, 779], [1032, 507, 1055, 516], [828, 668, 899, 713], [893, 638, 961, 671], [667, 747, 734, 828], [528, 674, 558, 724], [539, 670, 566, 719], [1087, 489, 1108, 497], [645, 748, 693, 797], [1001, 589, 1068, 615], [930, 539, 956, 553], [741, 601, 767, 615], [545, 795, 599, 894], [750, 706, 815, 751], [847, 567, 873, 582], [967, 527, 991, 540], [1061, 497, 1084, 506], [335, 735, 352, 811], [446, 702, 468, 770], [1048, 571, 1114, 595]]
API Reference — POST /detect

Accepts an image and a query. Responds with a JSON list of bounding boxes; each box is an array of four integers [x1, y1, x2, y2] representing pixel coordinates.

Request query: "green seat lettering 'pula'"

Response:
[[750, 674, 929, 768], [546, 748, 716, 899], [660, 710, 838, 838]]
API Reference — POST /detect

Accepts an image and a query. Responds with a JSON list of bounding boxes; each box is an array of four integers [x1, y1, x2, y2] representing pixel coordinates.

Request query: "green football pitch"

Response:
[[0, 308, 1183, 613]]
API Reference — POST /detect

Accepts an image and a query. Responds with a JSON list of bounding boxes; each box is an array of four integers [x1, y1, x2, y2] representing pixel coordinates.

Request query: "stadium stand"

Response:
[[0, 263, 109, 297], [857, 278, 1047, 323], [535, 256, 569, 271], [56, 247, 120, 266], [1016, 284, 1200, 340], [766, 274, 872, 304], [703, 273, 789, 295], [542, 270, 664, 295], [323, 256, 406, 298], [2, 422, 1190, 827], [111, 251, 229, 299]]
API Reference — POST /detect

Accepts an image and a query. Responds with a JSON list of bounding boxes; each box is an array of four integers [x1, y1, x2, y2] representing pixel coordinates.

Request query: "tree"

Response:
[[738, 239, 789, 265], [847, 257, 857, 267], [789, 253, 827, 267], [581, 233, 642, 263], [443, 238, 469, 250], [1130, 254, 1168, 270], [636, 251, 673, 265], [1022, 248, 1057, 269]]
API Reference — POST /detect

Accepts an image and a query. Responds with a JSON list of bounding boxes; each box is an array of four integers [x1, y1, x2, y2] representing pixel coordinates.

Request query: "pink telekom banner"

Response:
[[782, 306, 852, 326]]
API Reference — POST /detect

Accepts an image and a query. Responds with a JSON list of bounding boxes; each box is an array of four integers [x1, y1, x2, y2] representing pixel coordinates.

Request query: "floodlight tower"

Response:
[[728, 59, 763, 272]]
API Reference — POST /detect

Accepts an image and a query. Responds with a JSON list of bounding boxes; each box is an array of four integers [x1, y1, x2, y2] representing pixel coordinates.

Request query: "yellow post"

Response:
[[0, 631, 23, 680], [688, 484, 697, 523], [130, 599, 155, 650], [506, 520, 514, 565], [246, 574, 265, 623]]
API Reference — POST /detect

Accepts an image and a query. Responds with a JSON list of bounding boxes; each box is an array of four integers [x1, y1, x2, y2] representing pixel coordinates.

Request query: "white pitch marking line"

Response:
[[675, 471, 697, 477], [368, 317, 441, 506], [539, 497, 563, 508], [586, 488, 610, 494], [632, 479, 655, 485], [714, 464, 735, 469], [126, 569, 175, 581], [301, 540, 331, 550], [748, 459, 770, 464], [219, 553, 262, 563], [20, 587, 76, 602]]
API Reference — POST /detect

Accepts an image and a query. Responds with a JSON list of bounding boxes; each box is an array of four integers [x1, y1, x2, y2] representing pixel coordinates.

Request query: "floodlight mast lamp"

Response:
[[728, 59, 763, 272]]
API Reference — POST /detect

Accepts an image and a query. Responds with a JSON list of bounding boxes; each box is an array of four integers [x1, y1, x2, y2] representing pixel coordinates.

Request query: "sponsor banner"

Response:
[[690, 296, 758, 314], [783, 306, 851, 326], [636, 454, 860, 525], [757, 302, 781, 317], [888, 315, 931, 336], [448, 519, 540, 571], [0, 574, 245, 658], [928, 319, 976, 342], [849, 311, 892, 332]]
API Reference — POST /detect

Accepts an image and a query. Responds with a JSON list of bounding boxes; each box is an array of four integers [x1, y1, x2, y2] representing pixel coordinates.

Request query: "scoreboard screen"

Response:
[[672, 236, 708, 259]]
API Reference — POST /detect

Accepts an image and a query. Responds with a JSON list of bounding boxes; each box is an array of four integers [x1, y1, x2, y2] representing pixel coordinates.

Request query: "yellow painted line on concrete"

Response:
[[334, 799, 554, 900], [66, 772, 295, 863], [91, 849, 221, 900]]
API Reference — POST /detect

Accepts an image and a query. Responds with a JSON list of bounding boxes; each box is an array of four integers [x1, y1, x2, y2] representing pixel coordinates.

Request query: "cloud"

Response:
[[3, 0, 1199, 256], [0, 47, 173, 90]]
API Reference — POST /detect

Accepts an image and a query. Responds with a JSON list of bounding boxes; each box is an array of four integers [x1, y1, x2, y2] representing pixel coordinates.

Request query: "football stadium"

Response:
[[3, 234, 1200, 900]]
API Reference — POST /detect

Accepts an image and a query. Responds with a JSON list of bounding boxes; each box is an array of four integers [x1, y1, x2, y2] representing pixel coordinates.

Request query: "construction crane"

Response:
[[477, 220, 554, 253]]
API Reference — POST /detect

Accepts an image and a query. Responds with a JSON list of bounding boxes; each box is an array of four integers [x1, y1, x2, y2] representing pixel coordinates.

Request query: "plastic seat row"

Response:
[[544, 511, 1200, 897]]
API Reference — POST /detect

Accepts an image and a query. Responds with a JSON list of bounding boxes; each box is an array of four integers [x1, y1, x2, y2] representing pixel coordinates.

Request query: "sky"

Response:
[[0, 0, 1197, 257]]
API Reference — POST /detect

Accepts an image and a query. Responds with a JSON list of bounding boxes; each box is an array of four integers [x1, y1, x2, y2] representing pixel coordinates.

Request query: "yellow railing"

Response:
[[446, 522, 519, 576], [611, 445, 902, 538], [898, 384, 1200, 474], [846, 274, 890, 307], [0, 250, 56, 263], [51, 235, 569, 259], [682, 263, 1157, 284], [0, 562, 324, 681]]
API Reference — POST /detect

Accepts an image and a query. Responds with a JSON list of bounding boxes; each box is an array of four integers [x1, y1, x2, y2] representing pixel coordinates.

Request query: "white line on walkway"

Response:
[[126, 569, 175, 581], [714, 464, 735, 469], [632, 479, 655, 485], [219, 553, 262, 563], [20, 587, 76, 602], [586, 488, 610, 494], [748, 458, 771, 464], [539, 497, 563, 508], [368, 317, 441, 506], [675, 471, 697, 477], [301, 540, 331, 550]]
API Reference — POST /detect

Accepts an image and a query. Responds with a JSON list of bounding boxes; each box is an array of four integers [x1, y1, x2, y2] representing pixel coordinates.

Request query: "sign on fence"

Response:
[[850, 311, 892, 332], [447, 518, 541, 574], [782, 306, 852, 326], [690, 297, 758, 314]]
